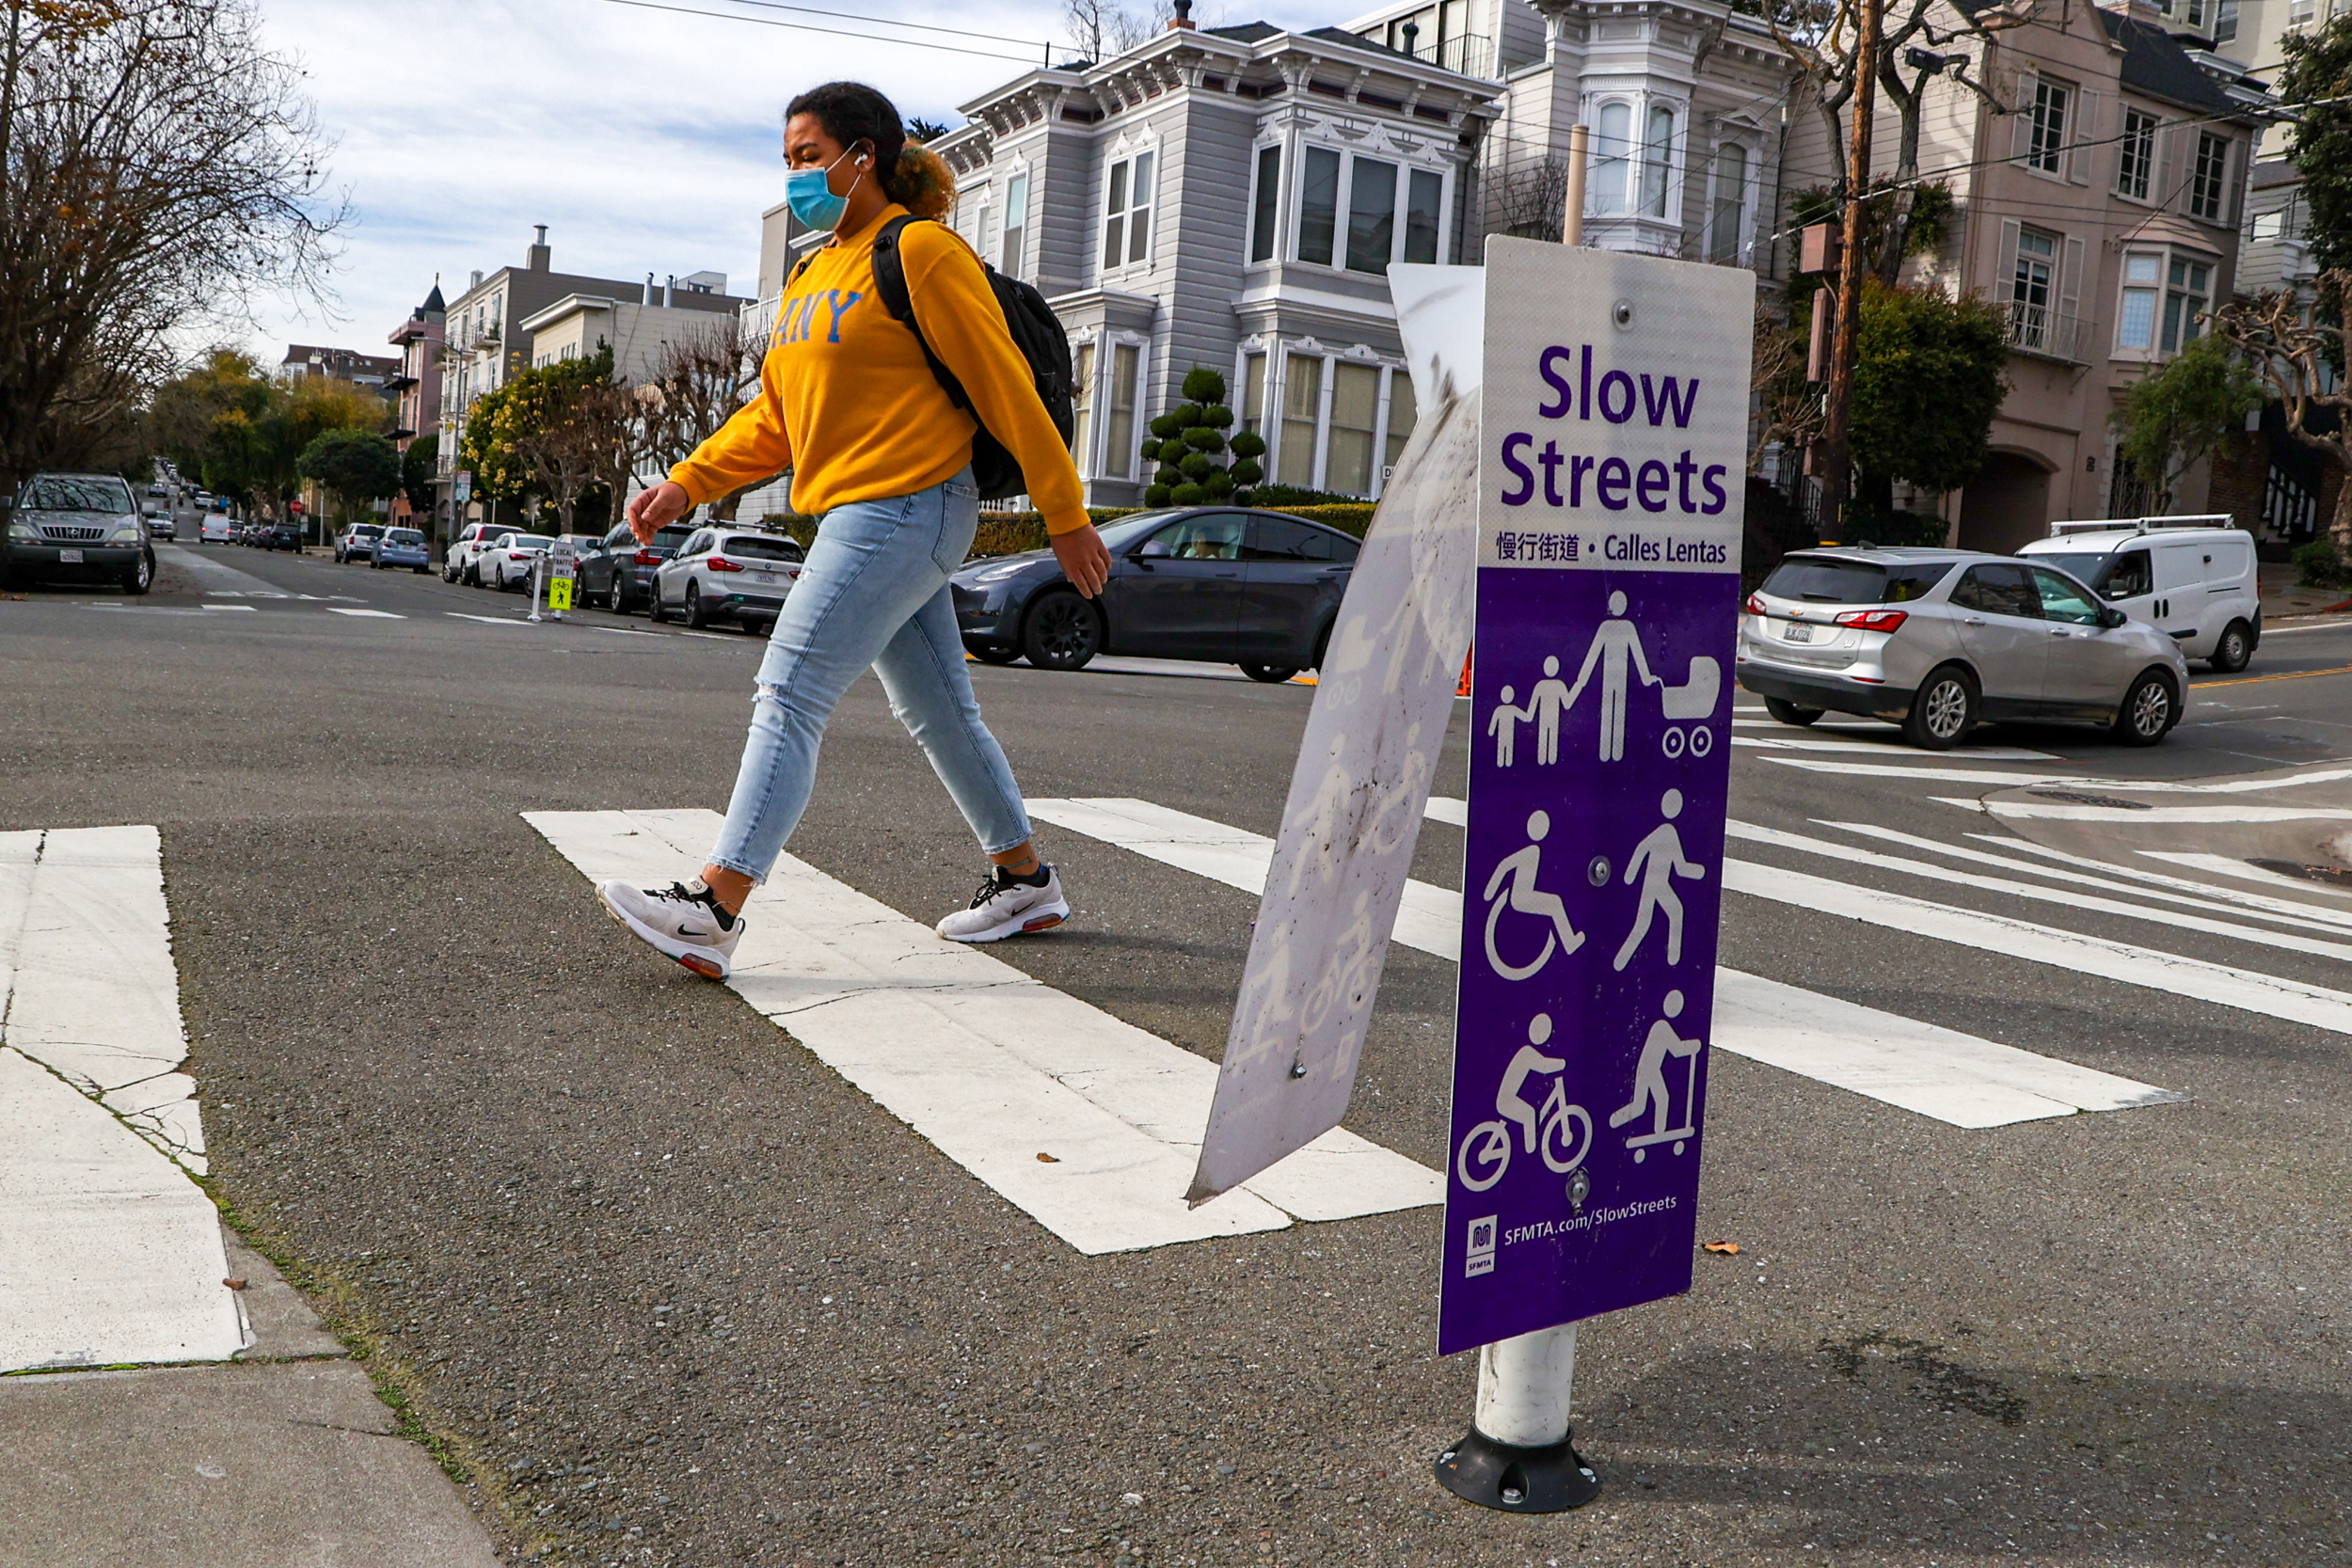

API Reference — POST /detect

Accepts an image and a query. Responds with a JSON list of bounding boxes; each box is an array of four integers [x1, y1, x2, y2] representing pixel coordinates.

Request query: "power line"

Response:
[[715, 0, 1052, 54], [589, 0, 1050, 65]]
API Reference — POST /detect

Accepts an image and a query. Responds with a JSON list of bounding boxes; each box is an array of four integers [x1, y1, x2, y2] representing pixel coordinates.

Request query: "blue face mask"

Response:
[[785, 145, 865, 232]]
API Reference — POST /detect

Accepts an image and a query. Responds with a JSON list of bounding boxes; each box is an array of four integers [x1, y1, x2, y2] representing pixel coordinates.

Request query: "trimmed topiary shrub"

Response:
[[1156, 368, 1249, 503]]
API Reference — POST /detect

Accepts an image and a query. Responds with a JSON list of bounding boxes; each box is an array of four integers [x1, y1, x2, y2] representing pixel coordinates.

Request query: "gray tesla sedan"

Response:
[[1736, 547, 2189, 749], [950, 506, 1359, 682]]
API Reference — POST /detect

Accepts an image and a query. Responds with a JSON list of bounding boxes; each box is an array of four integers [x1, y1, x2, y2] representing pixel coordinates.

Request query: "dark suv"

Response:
[[578, 521, 695, 614], [3, 472, 154, 594]]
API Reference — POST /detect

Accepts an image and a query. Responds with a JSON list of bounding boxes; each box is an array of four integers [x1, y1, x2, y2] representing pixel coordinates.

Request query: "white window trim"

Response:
[[1100, 137, 1162, 278], [1096, 331, 1151, 483], [1245, 138, 1285, 271], [2109, 242, 2221, 364], [1285, 136, 1454, 276], [1000, 160, 1033, 277], [1703, 134, 1758, 265], [1582, 92, 1687, 229], [2025, 75, 2075, 182], [1069, 328, 1103, 480], [2113, 105, 2162, 207]]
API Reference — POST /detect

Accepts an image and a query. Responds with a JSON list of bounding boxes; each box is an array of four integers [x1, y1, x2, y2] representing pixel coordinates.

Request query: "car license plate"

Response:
[[1781, 621, 1813, 642], [748, 571, 776, 586], [58, 548, 82, 563]]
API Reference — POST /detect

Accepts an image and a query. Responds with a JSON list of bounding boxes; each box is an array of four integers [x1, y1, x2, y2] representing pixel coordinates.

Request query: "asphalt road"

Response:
[[6, 539, 2349, 1568]]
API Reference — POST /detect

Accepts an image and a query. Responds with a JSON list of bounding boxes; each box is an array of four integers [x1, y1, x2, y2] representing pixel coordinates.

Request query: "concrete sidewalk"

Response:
[[0, 1227, 502, 1568], [2261, 559, 2352, 620]]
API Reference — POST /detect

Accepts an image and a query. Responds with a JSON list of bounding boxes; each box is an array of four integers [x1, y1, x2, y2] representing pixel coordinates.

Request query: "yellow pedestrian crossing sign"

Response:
[[548, 577, 574, 610]]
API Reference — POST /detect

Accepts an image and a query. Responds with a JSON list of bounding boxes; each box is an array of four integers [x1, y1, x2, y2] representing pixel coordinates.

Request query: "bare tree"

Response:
[[2215, 276, 2352, 557], [0, 0, 343, 498], [635, 315, 775, 519], [1749, 304, 1824, 474], [1493, 158, 1570, 242], [1062, 0, 1162, 61]]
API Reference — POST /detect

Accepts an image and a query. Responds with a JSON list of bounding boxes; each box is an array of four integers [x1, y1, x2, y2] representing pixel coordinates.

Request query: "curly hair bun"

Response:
[[894, 142, 957, 220]]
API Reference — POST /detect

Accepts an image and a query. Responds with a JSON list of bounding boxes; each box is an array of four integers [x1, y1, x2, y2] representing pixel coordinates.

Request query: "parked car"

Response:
[[2016, 516, 2260, 673], [650, 526, 805, 631], [482, 531, 555, 591], [141, 503, 176, 541], [445, 521, 507, 585], [2, 471, 154, 594], [577, 521, 695, 614], [334, 522, 386, 563], [948, 506, 1359, 680], [372, 526, 430, 572], [264, 519, 304, 551], [194, 489, 214, 510], [1735, 547, 2188, 749], [199, 514, 234, 545]]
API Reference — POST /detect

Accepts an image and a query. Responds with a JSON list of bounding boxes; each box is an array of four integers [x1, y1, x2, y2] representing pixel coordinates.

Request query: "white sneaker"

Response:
[[936, 866, 1071, 942], [598, 879, 744, 979]]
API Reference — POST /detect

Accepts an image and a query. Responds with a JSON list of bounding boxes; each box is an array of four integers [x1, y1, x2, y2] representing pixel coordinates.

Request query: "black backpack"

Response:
[[868, 214, 1075, 501]]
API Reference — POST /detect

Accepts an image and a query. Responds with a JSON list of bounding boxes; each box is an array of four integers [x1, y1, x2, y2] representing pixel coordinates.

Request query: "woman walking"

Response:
[[600, 80, 1110, 980]]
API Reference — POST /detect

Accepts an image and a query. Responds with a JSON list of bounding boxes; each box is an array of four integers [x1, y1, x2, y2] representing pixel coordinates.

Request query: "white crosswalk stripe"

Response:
[[0, 828, 246, 1373], [1024, 797, 2182, 1128], [528, 810, 1441, 1257]]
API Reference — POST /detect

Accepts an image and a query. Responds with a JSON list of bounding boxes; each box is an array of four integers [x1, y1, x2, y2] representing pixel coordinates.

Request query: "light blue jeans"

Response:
[[707, 468, 1032, 882]]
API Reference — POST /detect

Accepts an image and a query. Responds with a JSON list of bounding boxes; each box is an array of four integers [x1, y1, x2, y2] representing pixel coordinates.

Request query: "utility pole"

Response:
[[1562, 122, 1590, 246], [1814, 0, 1883, 543]]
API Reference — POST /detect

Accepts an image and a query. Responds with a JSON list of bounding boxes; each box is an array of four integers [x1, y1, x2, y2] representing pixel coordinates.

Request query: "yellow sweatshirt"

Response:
[[667, 205, 1088, 534]]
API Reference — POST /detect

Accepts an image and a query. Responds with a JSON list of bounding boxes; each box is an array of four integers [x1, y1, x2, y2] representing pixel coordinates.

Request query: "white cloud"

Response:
[[242, 0, 1348, 364]]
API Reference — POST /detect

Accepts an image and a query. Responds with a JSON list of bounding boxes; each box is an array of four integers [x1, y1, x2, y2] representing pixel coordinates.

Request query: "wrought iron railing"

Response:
[[1998, 301, 2092, 363]]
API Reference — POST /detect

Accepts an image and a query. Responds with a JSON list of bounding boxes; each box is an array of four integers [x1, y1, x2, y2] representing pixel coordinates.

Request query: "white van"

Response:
[[2019, 515, 2260, 673]]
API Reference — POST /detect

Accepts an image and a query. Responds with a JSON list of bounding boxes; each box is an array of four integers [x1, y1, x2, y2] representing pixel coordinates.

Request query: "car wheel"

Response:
[[2208, 619, 2253, 673], [972, 643, 1022, 665], [648, 586, 669, 623], [606, 576, 628, 614], [1763, 697, 1824, 726], [685, 584, 711, 629], [1901, 664, 1977, 751], [1239, 662, 1300, 684], [1022, 592, 1102, 671], [2112, 670, 2178, 747], [123, 549, 154, 596]]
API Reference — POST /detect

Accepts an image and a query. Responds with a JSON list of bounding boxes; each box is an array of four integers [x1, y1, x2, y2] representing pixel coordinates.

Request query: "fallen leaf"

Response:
[[222, 1277, 248, 1290], [1036, 1151, 1060, 1163], [1702, 1241, 1740, 1256]]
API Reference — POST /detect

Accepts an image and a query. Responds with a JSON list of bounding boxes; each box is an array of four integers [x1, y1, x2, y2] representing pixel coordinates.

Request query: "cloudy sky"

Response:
[[243, 0, 1308, 362]]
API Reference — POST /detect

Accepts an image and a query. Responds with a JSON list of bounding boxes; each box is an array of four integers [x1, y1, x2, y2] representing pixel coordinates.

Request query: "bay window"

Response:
[[2117, 253, 2160, 351], [1249, 146, 1281, 263], [2161, 258, 2211, 354], [1294, 147, 1448, 272], [1002, 173, 1028, 277], [1383, 372, 1418, 473], [1595, 102, 1632, 214], [1639, 105, 1676, 217], [1104, 343, 1140, 478], [1327, 363, 1382, 496], [1069, 341, 1096, 469], [1279, 354, 1323, 487], [1708, 143, 1747, 263], [1101, 152, 1154, 272]]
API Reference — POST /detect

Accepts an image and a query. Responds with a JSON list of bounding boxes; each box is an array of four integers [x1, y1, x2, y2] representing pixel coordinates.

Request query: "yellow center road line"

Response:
[[2194, 663, 2352, 689]]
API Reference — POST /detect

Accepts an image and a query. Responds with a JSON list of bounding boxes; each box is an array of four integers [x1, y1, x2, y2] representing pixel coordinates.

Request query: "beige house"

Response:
[[1788, 0, 2273, 549], [518, 274, 748, 385]]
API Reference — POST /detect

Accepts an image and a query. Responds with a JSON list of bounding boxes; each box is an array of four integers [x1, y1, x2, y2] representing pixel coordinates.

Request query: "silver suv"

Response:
[[1737, 547, 2188, 749]]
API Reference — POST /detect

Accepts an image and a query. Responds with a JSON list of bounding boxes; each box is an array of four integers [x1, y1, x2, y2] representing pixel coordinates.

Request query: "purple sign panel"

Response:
[[1438, 242, 1752, 1357]]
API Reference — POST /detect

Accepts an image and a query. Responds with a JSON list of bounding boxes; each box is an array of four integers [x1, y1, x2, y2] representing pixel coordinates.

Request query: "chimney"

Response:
[[1168, 0, 1195, 28], [469, 269, 483, 290], [527, 224, 550, 271], [663, 274, 675, 308], [1401, 17, 1420, 56], [644, 271, 656, 306]]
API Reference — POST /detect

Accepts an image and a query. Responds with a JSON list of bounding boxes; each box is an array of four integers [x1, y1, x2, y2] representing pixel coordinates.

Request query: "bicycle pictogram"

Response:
[[1454, 1013, 1595, 1192]]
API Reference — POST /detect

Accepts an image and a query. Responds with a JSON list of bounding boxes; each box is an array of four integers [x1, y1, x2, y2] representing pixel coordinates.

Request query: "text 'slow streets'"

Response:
[[6, 544, 2350, 1566]]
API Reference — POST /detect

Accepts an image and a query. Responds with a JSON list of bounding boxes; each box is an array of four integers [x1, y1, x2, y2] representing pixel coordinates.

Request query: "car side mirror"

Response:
[[1138, 539, 1170, 558], [2099, 607, 2128, 629]]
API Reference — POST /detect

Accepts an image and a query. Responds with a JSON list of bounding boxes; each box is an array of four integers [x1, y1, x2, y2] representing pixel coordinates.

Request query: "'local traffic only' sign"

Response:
[[548, 536, 578, 614], [1435, 238, 1752, 1512]]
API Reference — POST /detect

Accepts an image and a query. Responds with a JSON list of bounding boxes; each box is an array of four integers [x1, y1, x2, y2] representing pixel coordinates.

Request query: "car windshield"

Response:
[[353, 525, 384, 537], [19, 476, 131, 514], [720, 535, 803, 562], [1760, 556, 1955, 605], [386, 529, 423, 544], [1097, 510, 1185, 552]]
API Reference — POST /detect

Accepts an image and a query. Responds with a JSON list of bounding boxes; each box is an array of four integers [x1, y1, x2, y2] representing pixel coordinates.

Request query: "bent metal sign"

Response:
[[1440, 239, 1753, 1356]]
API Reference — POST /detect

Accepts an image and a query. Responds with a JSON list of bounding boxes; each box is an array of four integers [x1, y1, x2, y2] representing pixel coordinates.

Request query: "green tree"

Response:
[[1848, 280, 2009, 519], [2111, 336, 2264, 511], [399, 432, 438, 514], [2280, 17, 2352, 278], [297, 428, 401, 527], [465, 345, 630, 531], [149, 354, 385, 521], [1140, 366, 1250, 507]]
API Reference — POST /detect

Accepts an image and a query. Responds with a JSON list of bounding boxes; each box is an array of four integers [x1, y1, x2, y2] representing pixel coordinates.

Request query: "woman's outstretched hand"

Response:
[[628, 481, 691, 545], [1053, 523, 1113, 598]]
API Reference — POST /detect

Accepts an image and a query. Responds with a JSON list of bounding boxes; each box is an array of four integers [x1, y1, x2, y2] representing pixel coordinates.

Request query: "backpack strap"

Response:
[[869, 214, 974, 414]]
